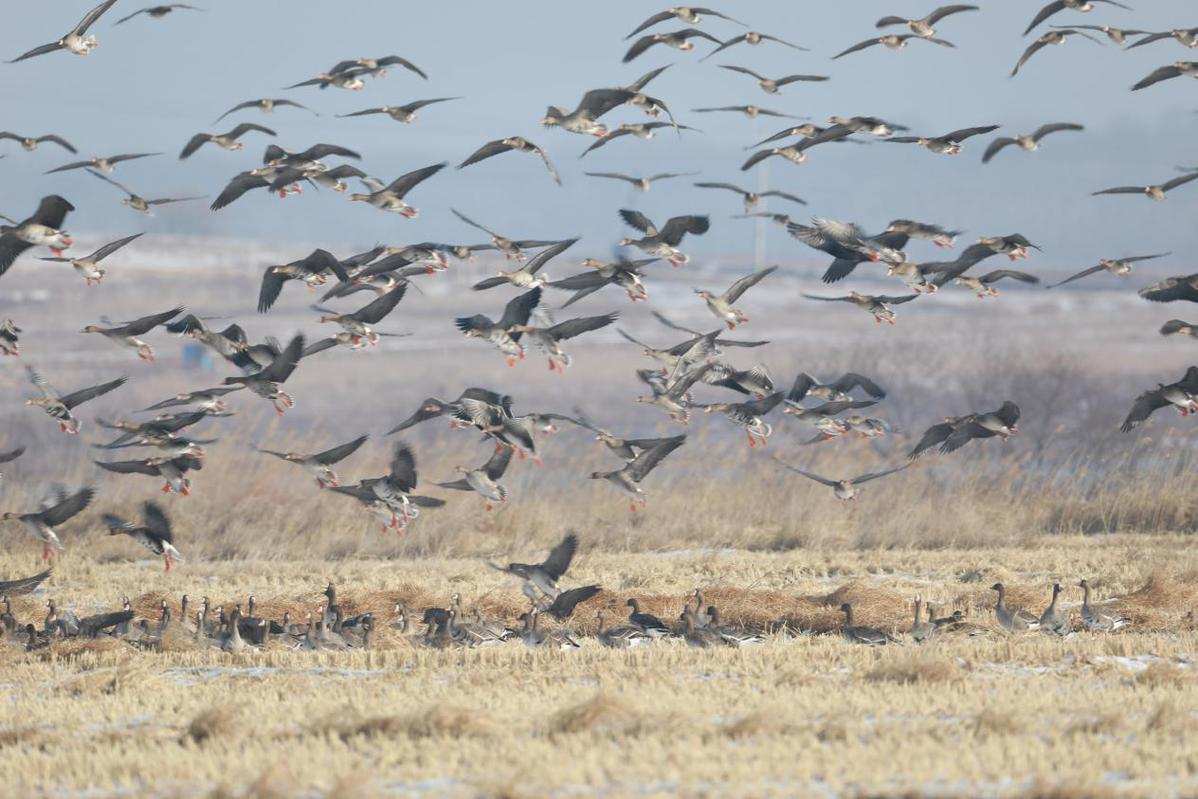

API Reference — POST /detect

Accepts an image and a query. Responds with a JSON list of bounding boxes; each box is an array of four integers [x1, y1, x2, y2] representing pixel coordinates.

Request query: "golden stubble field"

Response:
[[2, 535, 1197, 799]]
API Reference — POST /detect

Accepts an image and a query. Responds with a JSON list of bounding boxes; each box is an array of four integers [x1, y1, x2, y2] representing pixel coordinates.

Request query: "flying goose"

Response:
[[886, 124, 999, 154], [623, 28, 723, 63], [508, 311, 620, 373], [8, 0, 117, 62], [1140, 274, 1198, 304], [348, 162, 446, 216], [38, 232, 142, 285], [840, 603, 897, 644], [702, 30, 808, 59], [1038, 583, 1071, 635], [788, 218, 904, 279], [1127, 28, 1198, 50], [24, 365, 126, 435], [268, 163, 368, 196], [1131, 61, 1198, 90], [0, 195, 75, 276], [472, 238, 577, 291], [451, 209, 559, 262], [94, 411, 207, 449], [618, 209, 710, 266], [435, 448, 512, 511], [385, 388, 512, 435], [114, 4, 201, 24], [330, 443, 444, 532], [96, 454, 204, 495], [81, 306, 184, 361], [1048, 252, 1170, 287], [541, 88, 638, 137], [782, 398, 879, 435], [716, 65, 829, 94], [547, 257, 660, 305], [991, 583, 1040, 631], [458, 137, 560, 185], [142, 386, 242, 414], [1077, 580, 1130, 631], [590, 434, 686, 510], [1120, 367, 1198, 431], [772, 458, 907, 501], [337, 97, 460, 124], [488, 532, 582, 602], [455, 287, 544, 366], [103, 502, 184, 571], [584, 171, 698, 191], [702, 393, 785, 447], [693, 265, 777, 329], [693, 182, 805, 211], [178, 123, 275, 159], [257, 249, 350, 312], [47, 153, 160, 177], [222, 334, 305, 415], [86, 170, 204, 213], [0, 566, 51, 596], [982, 122, 1084, 163], [1011, 29, 1102, 76], [1160, 319, 1198, 338], [1, 487, 95, 560], [789, 373, 886, 404], [165, 315, 258, 370], [329, 55, 427, 80], [1092, 170, 1198, 201], [312, 284, 407, 345], [263, 142, 361, 168], [833, 33, 955, 59], [1023, 0, 1131, 37], [213, 98, 315, 124], [0, 320, 20, 357], [1050, 23, 1148, 44], [935, 401, 1021, 453], [626, 7, 743, 39], [876, 5, 979, 37], [802, 291, 920, 324], [580, 122, 697, 157], [257, 435, 368, 489], [286, 69, 371, 91], [692, 105, 800, 119], [952, 269, 1041, 297]]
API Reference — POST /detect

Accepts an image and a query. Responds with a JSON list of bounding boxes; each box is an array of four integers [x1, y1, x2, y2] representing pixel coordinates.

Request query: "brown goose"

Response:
[[178, 123, 275, 159], [623, 28, 723, 63], [213, 98, 316, 124], [1048, 252, 1170, 288], [81, 306, 184, 362], [8, 0, 117, 62], [1140, 274, 1198, 304], [311, 284, 407, 346], [0, 195, 76, 276], [0, 319, 18, 356], [982, 123, 1084, 163], [96, 455, 204, 496], [1011, 29, 1102, 77], [585, 171, 698, 192], [772, 458, 908, 501], [702, 30, 808, 59], [801, 291, 920, 324], [702, 393, 785, 447], [38, 233, 143, 285], [1120, 367, 1198, 432], [222, 334, 305, 415], [508, 311, 619, 373], [329, 443, 444, 532], [45, 152, 158, 174], [256, 435, 368, 489], [1038, 583, 1071, 635], [1092, 171, 1198, 201], [338, 97, 460, 124], [542, 89, 638, 137], [991, 583, 1040, 631], [257, 249, 349, 313], [1023, 0, 1131, 36], [834, 33, 955, 59], [952, 269, 1040, 298], [590, 434, 687, 511], [103, 502, 184, 571], [1050, 23, 1148, 44], [472, 238, 577, 291], [114, 4, 201, 24], [886, 125, 999, 154], [86, 170, 205, 213], [693, 182, 805, 211], [840, 603, 897, 644], [716, 65, 829, 94], [24, 365, 126, 435], [434, 448, 512, 511], [455, 287, 543, 367], [580, 122, 697, 158], [626, 7, 744, 39], [451, 209, 560, 262], [1, 487, 94, 561], [1160, 319, 1198, 338], [876, 5, 979, 37], [693, 265, 777, 329], [618, 209, 710, 266], [458, 137, 560, 185], [1078, 579, 1130, 632]]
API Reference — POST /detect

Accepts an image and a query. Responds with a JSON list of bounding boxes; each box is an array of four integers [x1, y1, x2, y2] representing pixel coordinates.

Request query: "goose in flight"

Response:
[[702, 30, 808, 60], [542, 89, 637, 137], [875, 5, 979, 37], [951, 269, 1040, 297], [455, 288, 544, 367], [834, 33, 955, 59], [693, 181, 805, 211], [716, 65, 829, 94], [982, 123, 1083, 163], [451, 209, 560, 262], [2, 487, 95, 561], [312, 285, 407, 346], [103, 502, 185, 573], [1121, 367, 1198, 432], [887, 124, 999, 154], [458, 137, 560, 185], [547, 257, 661, 306], [46, 152, 158, 174], [1092, 171, 1198, 201], [1023, 0, 1131, 37], [338, 97, 460, 124], [626, 7, 743, 39], [329, 55, 427, 80], [488, 532, 586, 603], [81, 306, 184, 362], [936, 402, 1021, 453], [257, 249, 350, 313], [618, 209, 710, 266], [1159, 320, 1198, 338], [693, 266, 777, 329], [87, 170, 204, 213], [1011, 29, 1102, 77], [435, 448, 512, 511], [772, 458, 908, 501], [623, 28, 723, 63], [114, 4, 202, 24], [0, 320, 21, 357], [1050, 23, 1148, 44], [0, 132, 76, 153], [472, 238, 577, 291], [580, 122, 698, 157], [1139, 273, 1198, 304], [24, 365, 126, 435], [348, 162, 446, 217], [8, 0, 117, 62], [97, 455, 204, 496], [802, 291, 920, 324], [213, 98, 316, 124], [584, 171, 698, 192], [222, 334, 305, 415], [256, 435, 368, 489], [331, 443, 444, 533], [509, 311, 619, 373], [1126, 28, 1198, 50], [590, 435, 687, 511], [179, 123, 275, 159], [0, 195, 76, 276], [1131, 61, 1198, 91], [1048, 252, 1170, 288]]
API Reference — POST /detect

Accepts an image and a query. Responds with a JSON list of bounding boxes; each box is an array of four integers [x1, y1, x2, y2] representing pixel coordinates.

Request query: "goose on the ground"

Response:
[[312, 284, 407, 346], [1038, 582, 1071, 635], [840, 603, 897, 644], [1050, 23, 1147, 44], [991, 583, 1040, 630], [1140, 273, 1198, 304], [1078, 579, 1130, 631], [222, 334, 305, 415]]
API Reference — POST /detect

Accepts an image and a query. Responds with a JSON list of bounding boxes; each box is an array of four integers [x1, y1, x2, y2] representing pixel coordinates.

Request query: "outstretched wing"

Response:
[[540, 532, 579, 580], [625, 434, 686, 482], [313, 434, 368, 465], [60, 377, 127, 410]]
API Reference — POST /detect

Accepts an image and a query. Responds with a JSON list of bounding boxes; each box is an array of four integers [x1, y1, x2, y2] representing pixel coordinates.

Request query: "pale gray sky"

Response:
[[1, 0, 1195, 266]]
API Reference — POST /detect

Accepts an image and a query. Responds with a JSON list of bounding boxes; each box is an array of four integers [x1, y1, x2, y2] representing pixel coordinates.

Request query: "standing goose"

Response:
[[982, 123, 1084, 163], [86, 170, 205, 213], [693, 182, 805, 211], [455, 287, 543, 366], [701, 393, 785, 447], [337, 97, 460, 124], [590, 434, 687, 510], [801, 291, 920, 325], [627, 599, 671, 637], [435, 448, 512, 511], [458, 137, 560, 185], [626, 7, 743, 39], [487, 532, 583, 602], [1011, 29, 1102, 77], [24, 366, 126, 435], [1050, 23, 1148, 44], [876, 5, 980, 37], [596, 611, 651, 648], [952, 269, 1040, 298], [716, 65, 829, 95], [1120, 367, 1198, 432], [1078, 580, 1130, 631], [0, 195, 76, 276], [833, 33, 956, 59], [509, 311, 619, 373], [96, 454, 204, 496], [623, 28, 723, 63], [348, 162, 446, 217], [991, 583, 1041, 631], [81, 306, 184, 362], [178, 123, 275, 159], [702, 30, 809, 59], [257, 249, 350, 312], [1038, 583, 1072, 635], [8, 0, 118, 62], [472, 238, 577, 291], [910, 596, 937, 642], [1023, 0, 1131, 36], [840, 603, 897, 645], [451, 209, 560, 262], [45, 152, 158, 174], [330, 443, 444, 532], [693, 265, 777, 329], [213, 98, 315, 124], [103, 502, 184, 571], [886, 125, 999, 154], [938, 402, 1020, 453], [772, 458, 908, 501], [2, 487, 95, 561], [256, 435, 368, 489], [312, 284, 407, 346], [222, 334, 305, 415], [0, 319, 19, 356], [38, 233, 142, 285], [1092, 171, 1198, 201], [1048, 252, 1170, 288], [618, 209, 710, 266], [584, 171, 698, 192]]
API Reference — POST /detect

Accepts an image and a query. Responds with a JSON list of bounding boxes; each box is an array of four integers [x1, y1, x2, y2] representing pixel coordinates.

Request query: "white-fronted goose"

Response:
[[1038, 583, 1071, 635], [1011, 29, 1102, 76], [886, 124, 999, 154], [790, 373, 887, 404], [884, 218, 959, 247], [96, 454, 204, 495], [580, 122, 697, 158], [312, 284, 407, 345], [213, 98, 315, 124], [24, 365, 125, 435], [787, 218, 903, 266], [626, 7, 743, 39], [1127, 28, 1198, 50], [95, 411, 207, 449], [509, 310, 619, 373], [952, 269, 1040, 297], [179, 123, 275, 159], [1120, 367, 1198, 432], [802, 291, 920, 324], [330, 55, 427, 80], [86, 170, 204, 213], [38, 232, 141, 286], [270, 163, 368, 196], [1050, 23, 1147, 44], [257, 435, 367, 489], [8, 0, 116, 62], [590, 434, 687, 510], [783, 398, 879, 436], [596, 611, 651, 648], [488, 532, 581, 602], [1048, 252, 1169, 288], [910, 596, 937, 642], [542, 89, 636, 137], [694, 265, 777, 329], [1078, 580, 1130, 631], [456, 287, 543, 366], [257, 249, 350, 312], [2, 487, 94, 560], [623, 28, 723, 63], [626, 598, 671, 636], [458, 137, 560, 185], [634, 363, 715, 423], [0, 319, 20, 356], [692, 105, 800, 119], [385, 388, 512, 435], [834, 34, 955, 59], [338, 97, 459, 124], [840, 603, 897, 644], [540, 585, 602, 621], [585, 171, 698, 191], [348, 162, 446, 216], [982, 122, 1083, 163], [618, 209, 710, 266], [1140, 274, 1198, 304], [937, 401, 1020, 453], [473, 238, 577, 291], [773, 458, 908, 501], [0, 446, 22, 481], [451, 209, 559, 262], [103, 501, 184, 571], [222, 334, 305, 414], [114, 4, 201, 24], [81, 306, 183, 362], [1023, 0, 1131, 36], [1160, 319, 1198, 338], [694, 182, 805, 211], [435, 447, 512, 510], [1092, 171, 1198, 201], [717, 65, 829, 95], [548, 257, 660, 305], [876, 5, 979, 37], [991, 583, 1040, 631], [286, 70, 370, 91], [45, 152, 158, 174], [329, 442, 445, 532], [702, 30, 808, 60], [702, 392, 785, 447], [0, 195, 75, 276]]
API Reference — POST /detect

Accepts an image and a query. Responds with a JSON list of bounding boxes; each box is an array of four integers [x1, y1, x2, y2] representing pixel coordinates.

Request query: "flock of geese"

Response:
[[0, 2, 1196, 644]]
